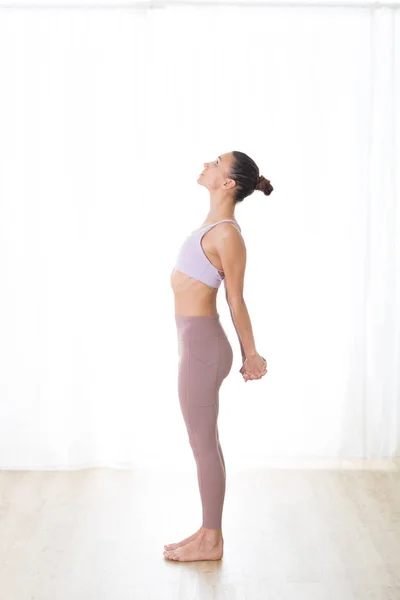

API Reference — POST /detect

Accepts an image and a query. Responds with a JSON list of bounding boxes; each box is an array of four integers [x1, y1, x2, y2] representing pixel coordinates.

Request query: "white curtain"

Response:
[[0, 1, 398, 471]]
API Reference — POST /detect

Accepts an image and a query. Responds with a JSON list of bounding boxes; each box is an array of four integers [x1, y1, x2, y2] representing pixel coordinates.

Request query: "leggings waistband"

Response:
[[175, 314, 227, 340]]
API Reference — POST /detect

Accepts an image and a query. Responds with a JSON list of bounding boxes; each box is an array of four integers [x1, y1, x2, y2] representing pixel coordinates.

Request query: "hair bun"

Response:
[[256, 175, 274, 196]]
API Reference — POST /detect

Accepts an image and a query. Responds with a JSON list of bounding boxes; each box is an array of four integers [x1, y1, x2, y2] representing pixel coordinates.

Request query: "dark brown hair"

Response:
[[230, 151, 274, 204]]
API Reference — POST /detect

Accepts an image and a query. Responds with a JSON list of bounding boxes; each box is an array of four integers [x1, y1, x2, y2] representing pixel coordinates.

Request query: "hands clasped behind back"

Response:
[[239, 352, 268, 382]]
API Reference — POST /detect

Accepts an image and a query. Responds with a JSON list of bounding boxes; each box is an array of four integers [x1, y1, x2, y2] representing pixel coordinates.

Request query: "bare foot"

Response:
[[163, 535, 223, 562], [164, 526, 203, 551]]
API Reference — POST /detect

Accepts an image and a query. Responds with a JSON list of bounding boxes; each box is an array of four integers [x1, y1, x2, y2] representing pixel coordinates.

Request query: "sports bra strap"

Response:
[[203, 219, 241, 231]]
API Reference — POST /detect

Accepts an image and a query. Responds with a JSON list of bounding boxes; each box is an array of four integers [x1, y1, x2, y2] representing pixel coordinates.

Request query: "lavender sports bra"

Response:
[[174, 219, 242, 289]]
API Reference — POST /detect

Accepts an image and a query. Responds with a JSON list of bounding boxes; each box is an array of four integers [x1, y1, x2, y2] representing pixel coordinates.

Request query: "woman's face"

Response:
[[198, 152, 234, 190]]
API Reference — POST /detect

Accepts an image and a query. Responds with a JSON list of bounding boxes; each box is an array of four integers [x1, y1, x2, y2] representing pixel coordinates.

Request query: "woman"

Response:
[[164, 150, 274, 562]]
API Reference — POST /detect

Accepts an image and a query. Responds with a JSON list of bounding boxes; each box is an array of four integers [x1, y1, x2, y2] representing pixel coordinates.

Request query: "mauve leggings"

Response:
[[175, 314, 233, 530]]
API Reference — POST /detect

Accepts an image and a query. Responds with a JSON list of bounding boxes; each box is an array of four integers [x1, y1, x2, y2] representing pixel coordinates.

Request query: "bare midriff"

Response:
[[170, 226, 224, 317]]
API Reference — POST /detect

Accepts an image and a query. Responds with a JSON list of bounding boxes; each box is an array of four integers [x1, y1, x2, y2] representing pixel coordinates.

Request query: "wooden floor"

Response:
[[0, 466, 399, 599]]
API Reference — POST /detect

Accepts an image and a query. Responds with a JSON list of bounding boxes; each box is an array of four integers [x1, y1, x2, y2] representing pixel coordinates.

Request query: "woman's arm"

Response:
[[225, 296, 257, 359], [216, 224, 257, 359], [226, 296, 246, 360]]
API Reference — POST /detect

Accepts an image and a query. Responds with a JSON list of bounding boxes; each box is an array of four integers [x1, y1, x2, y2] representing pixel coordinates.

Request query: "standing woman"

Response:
[[165, 151, 273, 562]]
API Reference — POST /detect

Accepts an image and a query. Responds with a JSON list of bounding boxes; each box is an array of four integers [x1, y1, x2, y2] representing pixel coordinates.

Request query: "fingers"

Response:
[[241, 368, 268, 381]]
